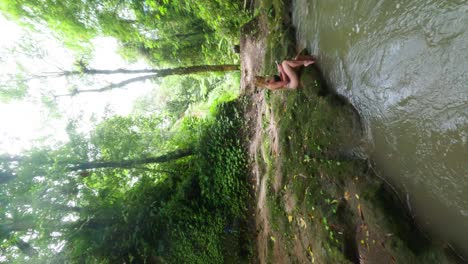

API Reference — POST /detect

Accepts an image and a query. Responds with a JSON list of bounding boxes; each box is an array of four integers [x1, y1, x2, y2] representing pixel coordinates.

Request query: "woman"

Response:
[[255, 55, 315, 90]]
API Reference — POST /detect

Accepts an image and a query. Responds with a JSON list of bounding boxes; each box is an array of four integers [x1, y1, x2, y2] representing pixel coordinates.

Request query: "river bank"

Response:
[[239, 0, 464, 262]]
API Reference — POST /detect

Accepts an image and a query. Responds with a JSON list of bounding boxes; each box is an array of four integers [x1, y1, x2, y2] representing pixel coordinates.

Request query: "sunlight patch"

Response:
[[62, 213, 80, 222], [48, 240, 66, 253]]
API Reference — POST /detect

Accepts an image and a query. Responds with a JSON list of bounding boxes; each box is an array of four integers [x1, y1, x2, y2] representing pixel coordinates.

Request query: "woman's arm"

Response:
[[267, 80, 289, 90]]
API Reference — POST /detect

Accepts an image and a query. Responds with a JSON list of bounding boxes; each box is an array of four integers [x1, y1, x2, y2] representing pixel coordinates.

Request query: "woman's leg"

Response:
[[283, 59, 314, 69], [281, 59, 314, 89], [281, 61, 299, 89]]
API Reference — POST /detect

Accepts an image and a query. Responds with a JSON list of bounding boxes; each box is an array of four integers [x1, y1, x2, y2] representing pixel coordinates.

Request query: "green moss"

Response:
[[250, 1, 459, 261], [241, 0, 461, 262]]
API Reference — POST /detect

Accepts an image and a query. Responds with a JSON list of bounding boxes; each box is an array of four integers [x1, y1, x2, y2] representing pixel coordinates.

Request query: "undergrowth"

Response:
[[197, 101, 249, 216], [163, 99, 252, 264]]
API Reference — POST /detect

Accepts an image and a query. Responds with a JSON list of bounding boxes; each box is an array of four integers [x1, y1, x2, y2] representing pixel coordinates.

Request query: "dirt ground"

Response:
[[239, 16, 272, 264], [240, 14, 316, 264]]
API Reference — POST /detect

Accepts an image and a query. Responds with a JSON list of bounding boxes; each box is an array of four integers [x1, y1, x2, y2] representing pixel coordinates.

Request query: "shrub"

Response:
[[197, 100, 248, 216]]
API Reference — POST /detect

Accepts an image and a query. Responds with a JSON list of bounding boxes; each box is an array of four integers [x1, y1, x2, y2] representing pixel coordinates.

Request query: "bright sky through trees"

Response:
[[0, 12, 155, 154]]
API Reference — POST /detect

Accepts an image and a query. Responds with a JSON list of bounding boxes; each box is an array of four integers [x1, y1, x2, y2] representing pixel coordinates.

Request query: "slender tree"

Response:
[[0, 147, 193, 175], [66, 148, 194, 171], [54, 64, 239, 97], [2, 63, 239, 99]]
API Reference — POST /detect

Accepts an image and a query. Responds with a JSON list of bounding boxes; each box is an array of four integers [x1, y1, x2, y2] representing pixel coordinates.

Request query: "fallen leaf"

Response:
[[344, 191, 350, 201], [307, 246, 315, 263], [299, 218, 307, 229], [288, 215, 293, 223]]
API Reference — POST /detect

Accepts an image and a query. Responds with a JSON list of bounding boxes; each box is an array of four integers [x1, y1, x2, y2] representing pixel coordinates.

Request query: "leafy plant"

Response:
[[197, 100, 248, 216]]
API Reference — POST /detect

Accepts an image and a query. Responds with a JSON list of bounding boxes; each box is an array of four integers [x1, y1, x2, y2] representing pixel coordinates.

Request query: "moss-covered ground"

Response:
[[240, 0, 462, 263]]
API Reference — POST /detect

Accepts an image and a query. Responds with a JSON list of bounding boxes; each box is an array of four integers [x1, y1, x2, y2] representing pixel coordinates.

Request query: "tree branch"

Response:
[[14, 238, 38, 257], [54, 74, 157, 97]]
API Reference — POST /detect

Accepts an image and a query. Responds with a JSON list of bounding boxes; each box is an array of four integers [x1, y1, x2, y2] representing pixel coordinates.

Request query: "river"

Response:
[[292, 0, 468, 256]]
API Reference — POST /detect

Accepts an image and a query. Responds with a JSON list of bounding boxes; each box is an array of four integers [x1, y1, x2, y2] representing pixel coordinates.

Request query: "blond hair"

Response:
[[254, 76, 268, 88]]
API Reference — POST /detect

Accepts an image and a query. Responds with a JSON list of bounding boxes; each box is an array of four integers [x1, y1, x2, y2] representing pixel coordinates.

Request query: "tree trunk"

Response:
[[54, 64, 239, 97], [67, 148, 193, 171], [14, 238, 38, 257], [0, 149, 194, 184], [57, 64, 239, 77]]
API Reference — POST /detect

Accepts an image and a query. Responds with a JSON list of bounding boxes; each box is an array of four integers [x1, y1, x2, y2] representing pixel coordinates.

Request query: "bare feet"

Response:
[[304, 60, 315, 67]]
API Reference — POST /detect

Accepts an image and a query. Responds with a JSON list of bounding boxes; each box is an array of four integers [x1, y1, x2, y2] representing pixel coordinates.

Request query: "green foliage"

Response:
[[0, 70, 29, 102], [133, 72, 241, 120], [0, 82, 28, 102], [66, 100, 249, 263], [165, 208, 225, 264], [197, 100, 248, 216], [90, 115, 169, 160], [168, 116, 205, 149], [0, 98, 251, 263], [186, 0, 250, 37], [151, 100, 249, 263], [0, 0, 251, 65], [0, 0, 95, 52]]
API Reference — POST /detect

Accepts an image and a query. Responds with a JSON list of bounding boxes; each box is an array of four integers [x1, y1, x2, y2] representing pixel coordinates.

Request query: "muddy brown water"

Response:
[[292, 0, 468, 256]]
